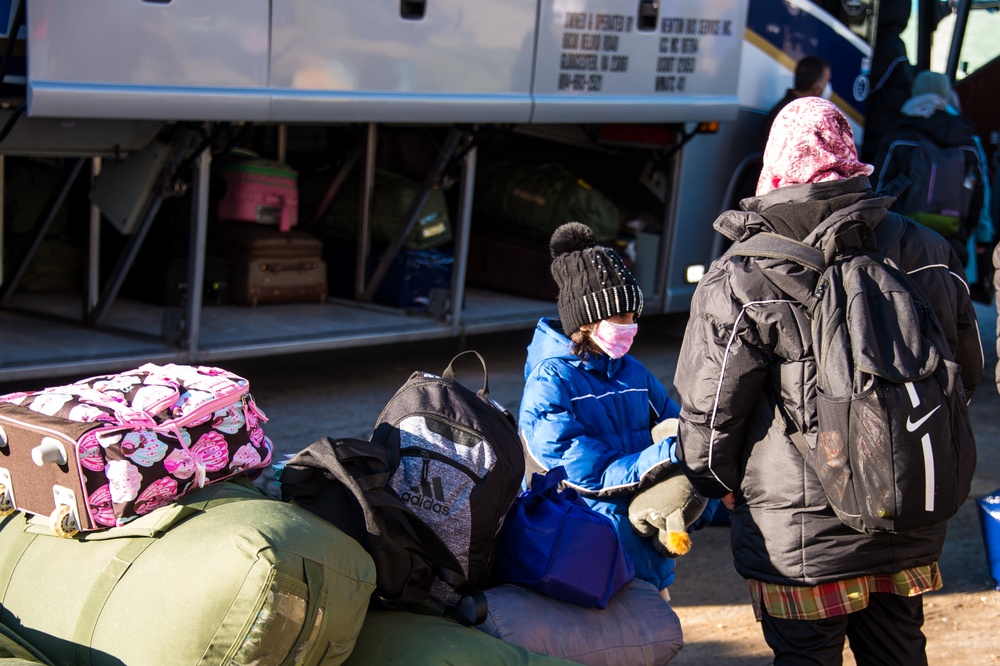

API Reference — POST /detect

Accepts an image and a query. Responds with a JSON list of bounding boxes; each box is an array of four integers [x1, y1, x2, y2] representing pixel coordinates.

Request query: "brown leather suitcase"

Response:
[[466, 230, 559, 301], [219, 223, 328, 306]]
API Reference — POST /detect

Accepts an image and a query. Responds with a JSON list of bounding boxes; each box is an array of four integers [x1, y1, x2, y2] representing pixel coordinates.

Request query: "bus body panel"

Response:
[[531, 0, 746, 123], [269, 0, 537, 123], [26, 0, 272, 120]]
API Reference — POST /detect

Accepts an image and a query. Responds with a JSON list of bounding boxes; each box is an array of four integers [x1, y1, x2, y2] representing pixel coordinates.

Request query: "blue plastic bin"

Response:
[[976, 488, 1000, 589]]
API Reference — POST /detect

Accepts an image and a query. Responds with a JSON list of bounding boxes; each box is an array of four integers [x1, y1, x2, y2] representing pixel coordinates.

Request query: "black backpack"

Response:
[[729, 213, 977, 534], [278, 436, 486, 620], [279, 351, 524, 622], [898, 138, 976, 236]]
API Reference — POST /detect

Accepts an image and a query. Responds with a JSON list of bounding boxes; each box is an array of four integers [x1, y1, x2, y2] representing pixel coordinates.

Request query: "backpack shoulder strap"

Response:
[[727, 232, 827, 310], [874, 212, 907, 251], [727, 232, 826, 274]]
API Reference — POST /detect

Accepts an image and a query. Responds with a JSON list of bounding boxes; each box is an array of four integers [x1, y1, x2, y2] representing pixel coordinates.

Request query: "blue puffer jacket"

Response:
[[518, 317, 681, 590]]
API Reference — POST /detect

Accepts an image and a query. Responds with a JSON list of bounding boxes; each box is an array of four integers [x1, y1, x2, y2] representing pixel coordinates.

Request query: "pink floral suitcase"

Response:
[[216, 152, 299, 232], [0, 363, 272, 536]]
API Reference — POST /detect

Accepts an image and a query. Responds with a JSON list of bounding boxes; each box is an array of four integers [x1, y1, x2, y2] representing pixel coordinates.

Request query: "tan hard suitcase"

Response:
[[219, 223, 328, 306]]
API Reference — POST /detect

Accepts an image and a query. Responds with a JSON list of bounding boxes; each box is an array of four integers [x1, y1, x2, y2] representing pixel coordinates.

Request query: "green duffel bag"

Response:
[[0, 620, 52, 665], [473, 161, 620, 244], [344, 610, 577, 665], [0, 478, 377, 666], [311, 170, 453, 250]]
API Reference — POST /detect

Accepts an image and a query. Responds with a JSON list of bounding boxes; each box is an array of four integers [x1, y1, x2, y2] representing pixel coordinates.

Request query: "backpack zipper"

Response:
[[401, 445, 481, 483]]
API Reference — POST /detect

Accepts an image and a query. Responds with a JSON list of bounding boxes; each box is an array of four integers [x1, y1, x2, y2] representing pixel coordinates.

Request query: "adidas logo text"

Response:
[[399, 476, 451, 516]]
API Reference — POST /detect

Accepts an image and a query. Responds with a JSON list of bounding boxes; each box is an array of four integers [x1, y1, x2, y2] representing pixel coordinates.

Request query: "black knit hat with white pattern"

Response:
[[550, 222, 643, 334]]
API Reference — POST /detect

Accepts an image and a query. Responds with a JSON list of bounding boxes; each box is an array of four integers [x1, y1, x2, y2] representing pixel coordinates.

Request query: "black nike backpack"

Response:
[[729, 214, 977, 534]]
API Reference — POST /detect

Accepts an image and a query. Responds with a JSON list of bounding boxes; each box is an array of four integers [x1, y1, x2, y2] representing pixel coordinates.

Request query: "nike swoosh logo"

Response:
[[906, 405, 941, 432]]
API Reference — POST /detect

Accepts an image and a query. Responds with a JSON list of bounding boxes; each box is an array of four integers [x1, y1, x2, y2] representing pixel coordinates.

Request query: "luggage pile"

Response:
[[0, 364, 381, 666], [0, 357, 684, 665], [279, 351, 685, 665]]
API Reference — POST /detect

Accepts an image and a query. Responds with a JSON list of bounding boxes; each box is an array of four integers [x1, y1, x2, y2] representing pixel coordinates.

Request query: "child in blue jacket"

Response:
[[519, 222, 713, 599]]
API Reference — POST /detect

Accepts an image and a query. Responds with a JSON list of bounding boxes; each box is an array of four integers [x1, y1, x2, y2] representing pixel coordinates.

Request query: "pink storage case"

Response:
[[216, 152, 299, 232]]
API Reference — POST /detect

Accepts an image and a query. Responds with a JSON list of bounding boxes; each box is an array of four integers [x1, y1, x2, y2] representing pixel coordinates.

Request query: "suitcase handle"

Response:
[[259, 192, 296, 232], [259, 261, 318, 274]]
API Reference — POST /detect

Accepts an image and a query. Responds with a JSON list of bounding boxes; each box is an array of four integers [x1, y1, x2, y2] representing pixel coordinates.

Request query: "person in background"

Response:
[[994, 240, 1000, 395], [966, 122, 996, 303], [860, 0, 915, 165], [518, 222, 715, 602], [873, 70, 988, 268], [674, 97, 982, 664], [763, 55, 832, 142]]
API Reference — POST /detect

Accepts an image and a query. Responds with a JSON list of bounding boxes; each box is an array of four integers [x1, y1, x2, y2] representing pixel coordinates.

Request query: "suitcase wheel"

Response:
[[49, 504, 79, 538], [0, 484, 13, 516]]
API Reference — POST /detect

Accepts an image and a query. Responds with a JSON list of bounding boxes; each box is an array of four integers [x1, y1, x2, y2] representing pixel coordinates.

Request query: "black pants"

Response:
[[759, 593, 928, 666]]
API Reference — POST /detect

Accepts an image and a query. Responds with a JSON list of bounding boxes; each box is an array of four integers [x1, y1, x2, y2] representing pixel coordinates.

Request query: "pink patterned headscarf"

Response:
[[756, 97, 873, 196]]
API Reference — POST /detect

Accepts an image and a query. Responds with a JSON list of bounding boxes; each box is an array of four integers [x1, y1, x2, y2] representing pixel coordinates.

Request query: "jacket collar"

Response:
[[714, 176, 894, 255], [526, 318, 621, 379]]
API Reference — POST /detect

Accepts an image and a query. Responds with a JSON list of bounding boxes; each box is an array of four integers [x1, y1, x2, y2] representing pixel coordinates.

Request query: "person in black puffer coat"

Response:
[[675, 97, 983, 666]]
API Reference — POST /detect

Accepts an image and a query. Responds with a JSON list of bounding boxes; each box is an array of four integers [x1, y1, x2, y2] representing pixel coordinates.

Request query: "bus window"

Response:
[[817, 0, 880, 43]]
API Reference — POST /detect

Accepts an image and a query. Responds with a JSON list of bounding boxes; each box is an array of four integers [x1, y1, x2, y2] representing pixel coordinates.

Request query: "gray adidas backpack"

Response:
[[370, 351, 524, 604], [279, 351, 523, 625], [729, 214, 977, 534]]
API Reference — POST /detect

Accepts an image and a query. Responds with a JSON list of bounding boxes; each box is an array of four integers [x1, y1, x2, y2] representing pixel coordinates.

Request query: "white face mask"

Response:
[[821, 82, 833, 100], [590, 320, 638, 359]]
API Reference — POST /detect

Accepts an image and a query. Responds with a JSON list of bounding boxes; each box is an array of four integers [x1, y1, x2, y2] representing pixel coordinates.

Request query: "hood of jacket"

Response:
[[524, 317, 620, 382], [894, 108, 977, 148], [724, 175, 892, 243], [718, 176, 895, 302]]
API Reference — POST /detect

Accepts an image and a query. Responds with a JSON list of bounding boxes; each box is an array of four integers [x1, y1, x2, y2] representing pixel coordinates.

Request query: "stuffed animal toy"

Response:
[[627, 418, 709, 557]]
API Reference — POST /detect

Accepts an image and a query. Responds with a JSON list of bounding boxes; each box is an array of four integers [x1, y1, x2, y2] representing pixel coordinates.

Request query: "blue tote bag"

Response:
[[491, 466, 635, 609]]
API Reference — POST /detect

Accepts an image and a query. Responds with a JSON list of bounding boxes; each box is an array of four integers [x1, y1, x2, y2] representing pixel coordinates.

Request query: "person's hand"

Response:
[[722, 492, 735, 511]]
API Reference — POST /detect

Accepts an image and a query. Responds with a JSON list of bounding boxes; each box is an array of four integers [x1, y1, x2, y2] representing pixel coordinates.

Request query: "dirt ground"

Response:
[[668, 497, 1000, 665]]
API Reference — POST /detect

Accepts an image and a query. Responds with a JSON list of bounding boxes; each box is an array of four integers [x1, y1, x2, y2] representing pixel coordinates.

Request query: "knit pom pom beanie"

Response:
[[549, 222, 643, 334]]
